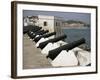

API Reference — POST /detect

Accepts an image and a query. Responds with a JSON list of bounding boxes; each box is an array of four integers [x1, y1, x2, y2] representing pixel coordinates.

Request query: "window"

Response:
[[56, 22, 58, 26], [56, 22, 60, 26], [44, 21, 47, 26]]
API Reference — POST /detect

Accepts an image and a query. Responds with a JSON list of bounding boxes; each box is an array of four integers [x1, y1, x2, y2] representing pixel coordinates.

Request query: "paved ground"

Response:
[[23, 34, 53, 69]]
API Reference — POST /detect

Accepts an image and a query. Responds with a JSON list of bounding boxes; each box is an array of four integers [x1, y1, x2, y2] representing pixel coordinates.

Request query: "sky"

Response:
[[23, 10, 91, 24]]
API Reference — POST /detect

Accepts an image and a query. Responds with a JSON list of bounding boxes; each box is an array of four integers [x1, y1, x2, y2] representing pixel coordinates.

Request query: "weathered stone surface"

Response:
[[23, 34, 52, 69]]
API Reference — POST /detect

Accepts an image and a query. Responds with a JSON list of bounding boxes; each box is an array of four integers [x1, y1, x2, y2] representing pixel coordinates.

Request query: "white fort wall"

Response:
[[54, 16, 64, 37], [38, 15, 64, 37], [38, 15, 55, 32]]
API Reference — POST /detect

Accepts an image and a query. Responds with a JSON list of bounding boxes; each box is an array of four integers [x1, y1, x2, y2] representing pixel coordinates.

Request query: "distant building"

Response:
[[24, 16, 39, 26]]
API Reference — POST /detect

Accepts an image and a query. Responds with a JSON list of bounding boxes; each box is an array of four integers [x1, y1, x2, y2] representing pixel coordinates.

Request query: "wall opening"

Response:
[[44, 21, 47, 26]]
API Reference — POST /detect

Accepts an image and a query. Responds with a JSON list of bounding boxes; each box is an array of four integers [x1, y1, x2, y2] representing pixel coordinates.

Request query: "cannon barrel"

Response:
[[27, 25, 41, 31], [33, 30, 45, 34], [38, 35, 67, 49], [27, 31, 34, 38], [36, 30, 49, 35], [25, 25, 42, 35], [23, 25, 38, 34], [27, 26, 42, 38], [30, 30, 49, 39], [31, 27, 42, 32], [46, 38, 85, 60], [34, 32, 56, 42], [23, 27, 29, 34]]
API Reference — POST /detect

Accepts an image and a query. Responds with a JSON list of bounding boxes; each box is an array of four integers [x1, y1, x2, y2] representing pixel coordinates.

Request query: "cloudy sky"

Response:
[[23, 10, 91, 24]]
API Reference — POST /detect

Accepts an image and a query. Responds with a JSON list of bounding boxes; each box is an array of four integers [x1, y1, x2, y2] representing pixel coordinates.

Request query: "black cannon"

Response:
[[33, 29, 45, 34], [38, 34, 67, 49], [29, 30, 49, 39], [23, 27, 29, 34], [27, 30, 34, 38], [31, 27, 42, 33], [23, 25, 42, 34], [34, 32, 56, 42], [29, 29, 45, 38], [46, 38, 85, 60], [27, 27, 42, 38]]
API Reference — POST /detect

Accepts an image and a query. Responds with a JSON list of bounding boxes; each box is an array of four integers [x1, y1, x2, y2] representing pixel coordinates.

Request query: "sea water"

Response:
[[62, 28, 91, 50]]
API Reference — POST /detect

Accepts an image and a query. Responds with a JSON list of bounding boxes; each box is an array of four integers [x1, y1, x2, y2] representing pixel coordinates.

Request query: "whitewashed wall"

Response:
[[38, 15, 55, 32], [54, 17, 64, 37]]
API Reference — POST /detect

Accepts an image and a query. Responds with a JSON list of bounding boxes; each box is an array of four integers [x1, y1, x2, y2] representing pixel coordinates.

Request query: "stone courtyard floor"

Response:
[[23, 34, 53, 69]]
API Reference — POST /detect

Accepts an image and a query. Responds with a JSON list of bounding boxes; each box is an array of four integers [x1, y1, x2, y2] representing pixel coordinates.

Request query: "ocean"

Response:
[[62, 28, 91, 50]]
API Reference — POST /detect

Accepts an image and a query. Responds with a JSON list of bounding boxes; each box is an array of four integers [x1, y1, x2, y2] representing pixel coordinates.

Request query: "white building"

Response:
[[24, 15, 64, 37], [24, 16, 39, 26]]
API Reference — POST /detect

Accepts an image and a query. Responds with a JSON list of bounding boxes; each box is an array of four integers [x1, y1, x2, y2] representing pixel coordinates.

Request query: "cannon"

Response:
[[34, 32, 56, 42], [29, 29, 45, 38], [33, 29, 45, 34], [31, 27, 42, 33], [26, 25, 42, 32], [46, 38, 85, 60], [38, 35, 67, 49], [27, 27, 42, 38], [23, 27, 29, 34], [37, 30, 49, 35], [27, 30, 34, 38], [30, 30, 49, 39], [24, 25, 42, 35]]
